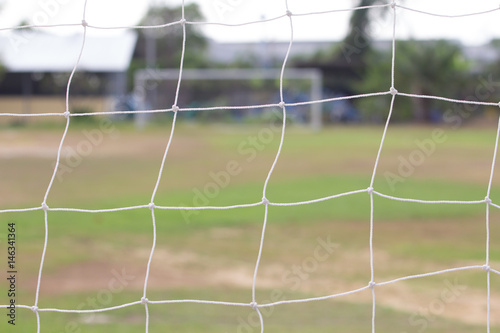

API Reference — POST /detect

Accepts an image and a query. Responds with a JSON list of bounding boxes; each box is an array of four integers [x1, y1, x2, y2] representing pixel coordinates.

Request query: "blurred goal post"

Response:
[[133, 68, 323, 129]]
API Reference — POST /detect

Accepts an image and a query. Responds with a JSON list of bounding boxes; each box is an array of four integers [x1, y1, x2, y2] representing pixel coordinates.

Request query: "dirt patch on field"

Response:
[[30, 246, 500, 327]]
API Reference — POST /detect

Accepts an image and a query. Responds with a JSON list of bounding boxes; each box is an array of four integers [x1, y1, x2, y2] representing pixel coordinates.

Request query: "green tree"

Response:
[[127, 3, 210, 95], [291, 0, 389, 96], [356, 40, 470, 122], [132, 3, 208, 69], [484, 40, 500, 103], [341, 0, 388, 65]]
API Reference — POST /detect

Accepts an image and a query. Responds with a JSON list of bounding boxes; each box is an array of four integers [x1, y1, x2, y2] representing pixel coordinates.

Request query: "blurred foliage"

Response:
[[0, 62, 4, 82], [355, 40, 471, 122], [291, 1, 485, 123], [132, 3, 208, 68], [343, 0, 389, 63], [128, 3, 209, 91], [295, 0, 388, 66], [484, 40, 500, 102]]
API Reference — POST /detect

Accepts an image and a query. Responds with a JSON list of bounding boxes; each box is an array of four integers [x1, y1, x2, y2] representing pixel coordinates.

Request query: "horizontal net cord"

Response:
[[0, 14, 284, 32], [260, 285, 371, 308], [290, 3, 392, 17], [0, 206, 44, 213], [397, 92, 500, 107], [2, 190, 498, 214], [2, 263, 496, 313], [87, 20, 181, 31], [35, 299, 250, 313], [376, 265, 490, 287], [0, 23, 81, 31], [146, 299, 249, 307], [396, 4, 500, 18], [1, 3, 391, 33], [269, 188, 369, 206], [1, 91, 498, 119], [0, 103, 279, 117], [373, 191, 490, 205], [7, 2, 499, 35], [284, 91, 392, 107], [34, 301, 143, 313], [0, 3, 499, 33]]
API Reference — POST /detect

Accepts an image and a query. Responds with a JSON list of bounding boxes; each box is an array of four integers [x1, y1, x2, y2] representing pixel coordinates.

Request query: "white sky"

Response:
[[0, 0, 499, 45]]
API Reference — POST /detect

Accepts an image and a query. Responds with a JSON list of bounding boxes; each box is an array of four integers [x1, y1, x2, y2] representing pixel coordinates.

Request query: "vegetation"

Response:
[[292, 0, 496, 124], [129, 3, 209, 80], [355, 40, 471, 122]]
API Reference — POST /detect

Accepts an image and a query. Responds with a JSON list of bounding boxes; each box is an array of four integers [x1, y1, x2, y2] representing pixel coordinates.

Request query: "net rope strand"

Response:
[[367, 3, 398, 330], [251, 2, 294, 332], [32, 2, 90, 332], [483, 111, 500, 332], [141, 2, 187, 332], [4, 1, 500, 32], [0, 1, 498, 333]]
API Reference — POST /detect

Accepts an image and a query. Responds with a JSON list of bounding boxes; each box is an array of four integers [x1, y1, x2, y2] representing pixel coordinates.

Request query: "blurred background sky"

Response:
[[0, 0, 499, 45]]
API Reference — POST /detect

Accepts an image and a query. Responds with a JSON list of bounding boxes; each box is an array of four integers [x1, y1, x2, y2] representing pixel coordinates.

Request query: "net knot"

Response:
[[179, 18, 186, 25], [390, 87, 398, 95], [278, 101, 285, 109], [367, 187, 374, 195], [390, 1, 396, 9], [262, 197, 270, 205], [41, 202, 49, 211], [482, 264, 491, 272], [148, 202, 156, 210], [249, 301, 258, 309], [63, 111, 71, 119], [81, 19, 88, 27], [172, 105, 179, 113], [141, 297, 149, 304], [31, 306, 39, 313], [485, 197, 492, 205], [286, 10, 293, 17], [368, 281, 376, 289]]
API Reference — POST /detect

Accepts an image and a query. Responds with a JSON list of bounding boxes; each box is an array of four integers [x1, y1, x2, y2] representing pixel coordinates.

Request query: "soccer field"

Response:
[[1, 122, 499, 332]]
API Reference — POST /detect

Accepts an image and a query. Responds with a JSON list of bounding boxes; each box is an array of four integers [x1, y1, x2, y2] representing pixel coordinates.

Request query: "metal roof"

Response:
[[0, 30, 137, 73]]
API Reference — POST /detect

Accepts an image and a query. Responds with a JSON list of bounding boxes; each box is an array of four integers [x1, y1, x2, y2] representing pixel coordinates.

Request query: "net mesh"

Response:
[[0, 1, 499, 332]]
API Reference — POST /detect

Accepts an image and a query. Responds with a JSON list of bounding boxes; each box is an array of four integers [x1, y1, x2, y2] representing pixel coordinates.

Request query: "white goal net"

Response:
[[0, 0, 499, 332]]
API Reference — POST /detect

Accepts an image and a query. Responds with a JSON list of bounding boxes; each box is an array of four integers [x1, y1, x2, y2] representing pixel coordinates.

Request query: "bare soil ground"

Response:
[[29, 244, 499, 326]]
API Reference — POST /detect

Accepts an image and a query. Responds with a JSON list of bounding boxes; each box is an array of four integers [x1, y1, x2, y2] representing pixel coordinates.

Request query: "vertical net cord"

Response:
[[142, 2, 187, 332], [484, 112, 500, 332], [390, 2, 397, 90], [486, 203, 491, 333], [368, 2, 397, 332], [251, 2, 294, 332], [33, 2, 89, 332]]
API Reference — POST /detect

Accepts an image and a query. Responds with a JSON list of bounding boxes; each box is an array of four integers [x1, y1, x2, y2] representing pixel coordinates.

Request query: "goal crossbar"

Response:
[[134, 68, 323, 129]]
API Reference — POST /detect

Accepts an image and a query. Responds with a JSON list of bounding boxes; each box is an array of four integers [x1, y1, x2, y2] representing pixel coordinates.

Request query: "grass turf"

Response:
[[0, 123, 499, 332]]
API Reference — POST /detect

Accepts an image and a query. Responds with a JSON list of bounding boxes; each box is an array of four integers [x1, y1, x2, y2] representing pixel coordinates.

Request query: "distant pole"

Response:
[[311, 71, 323, 131], [22, 73, 32, 122], [136, 32, 158, 129], [145, 34, 157, 69]]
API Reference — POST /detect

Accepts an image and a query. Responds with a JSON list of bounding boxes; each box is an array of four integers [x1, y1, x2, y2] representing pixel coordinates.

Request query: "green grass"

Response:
[[1, 123, 499, 332]]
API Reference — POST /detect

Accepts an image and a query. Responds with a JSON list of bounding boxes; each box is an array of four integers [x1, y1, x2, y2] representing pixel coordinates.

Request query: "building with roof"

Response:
[[0, 30, 137, 123]]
